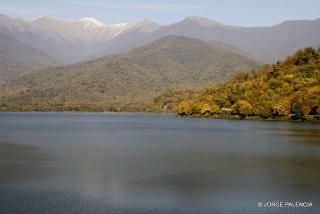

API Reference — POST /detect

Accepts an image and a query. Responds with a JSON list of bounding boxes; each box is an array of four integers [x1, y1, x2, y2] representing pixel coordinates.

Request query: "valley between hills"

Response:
[[0, 14, 320, 121]]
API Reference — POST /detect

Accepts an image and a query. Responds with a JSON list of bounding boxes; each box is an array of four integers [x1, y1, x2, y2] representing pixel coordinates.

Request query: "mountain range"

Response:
[[0, 36, 260, 111], [1, 14, 320, 65], [1, 14, 320, 111]]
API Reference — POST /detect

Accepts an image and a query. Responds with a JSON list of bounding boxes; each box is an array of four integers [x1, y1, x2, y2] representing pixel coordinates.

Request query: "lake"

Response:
[[0, 112, 319, 214]]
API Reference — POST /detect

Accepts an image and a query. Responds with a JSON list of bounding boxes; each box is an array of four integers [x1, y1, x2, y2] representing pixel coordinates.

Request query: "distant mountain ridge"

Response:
[[0, 14, 135, 63], [0, 32, 57, 83], [1, 14, 320, 64], [102, 17, 320, 63], [0, 36, 260, 111]]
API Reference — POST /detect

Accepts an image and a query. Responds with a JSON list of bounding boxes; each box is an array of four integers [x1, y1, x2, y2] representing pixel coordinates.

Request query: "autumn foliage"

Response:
[[174, 47, 320, 121]]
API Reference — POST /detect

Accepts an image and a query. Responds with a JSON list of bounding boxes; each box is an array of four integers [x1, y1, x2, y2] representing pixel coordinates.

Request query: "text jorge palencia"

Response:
[[257, 201, 313, 208]]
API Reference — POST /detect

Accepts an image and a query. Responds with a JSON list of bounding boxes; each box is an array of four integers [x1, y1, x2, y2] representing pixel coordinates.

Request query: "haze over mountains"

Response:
[[1, 13, 320, 111], [1, 36, 260, 111], [0, 14, 133, 64], [0, 32, 56, 83], [1, 14, 320, 65]]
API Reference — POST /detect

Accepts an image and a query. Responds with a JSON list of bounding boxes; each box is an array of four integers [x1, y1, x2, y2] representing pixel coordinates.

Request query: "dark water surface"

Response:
[[0, 112, 319, 214]]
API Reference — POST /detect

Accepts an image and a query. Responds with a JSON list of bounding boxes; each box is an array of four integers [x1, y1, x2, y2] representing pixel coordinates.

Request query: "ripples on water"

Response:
[[0, 112, 319, 214]]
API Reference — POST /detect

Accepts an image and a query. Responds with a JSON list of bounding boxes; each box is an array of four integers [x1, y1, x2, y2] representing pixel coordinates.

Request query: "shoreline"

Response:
[[1, 111, 319, 123], [177, 113, 320, 123]]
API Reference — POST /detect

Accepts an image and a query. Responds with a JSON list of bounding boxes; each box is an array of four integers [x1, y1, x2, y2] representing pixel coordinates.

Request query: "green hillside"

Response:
[[155, 47, 320, 121], [0, 36, 260, 111]]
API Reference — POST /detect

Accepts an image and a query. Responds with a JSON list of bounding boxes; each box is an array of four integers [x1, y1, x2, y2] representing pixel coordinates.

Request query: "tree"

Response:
[[176, 101, 192, 116], [295, 47, 317, 66], [290, 103, 303, 119], [232, 100, 253, 116], [271, 62, 281, 78], [268, 78, 282, 90], [199, 103, 220, 115], [272, 101, 290, 116]]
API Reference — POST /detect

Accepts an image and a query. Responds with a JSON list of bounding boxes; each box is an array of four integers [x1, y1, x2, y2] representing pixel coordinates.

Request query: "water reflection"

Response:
[[258, 127, 320, 144], [0, 142, 57, 185], [0, 142, 49, 161], [0, 113, 319, 213]]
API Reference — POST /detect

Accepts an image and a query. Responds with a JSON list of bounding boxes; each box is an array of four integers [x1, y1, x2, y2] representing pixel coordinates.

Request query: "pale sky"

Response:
[[1, 0, 319, 26]]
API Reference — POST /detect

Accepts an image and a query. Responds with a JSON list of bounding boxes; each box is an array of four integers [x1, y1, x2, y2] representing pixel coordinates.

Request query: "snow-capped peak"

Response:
[[79, 18, 106, 27]]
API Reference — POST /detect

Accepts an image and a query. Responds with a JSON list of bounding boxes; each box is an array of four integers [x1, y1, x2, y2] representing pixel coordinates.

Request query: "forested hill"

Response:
[[0, 36, 260, 111], [150, 47, 320, 121]]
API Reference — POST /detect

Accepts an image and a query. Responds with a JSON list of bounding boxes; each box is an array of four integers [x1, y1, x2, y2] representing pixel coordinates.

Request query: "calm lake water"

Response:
[[0, 112, 319, 214]]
